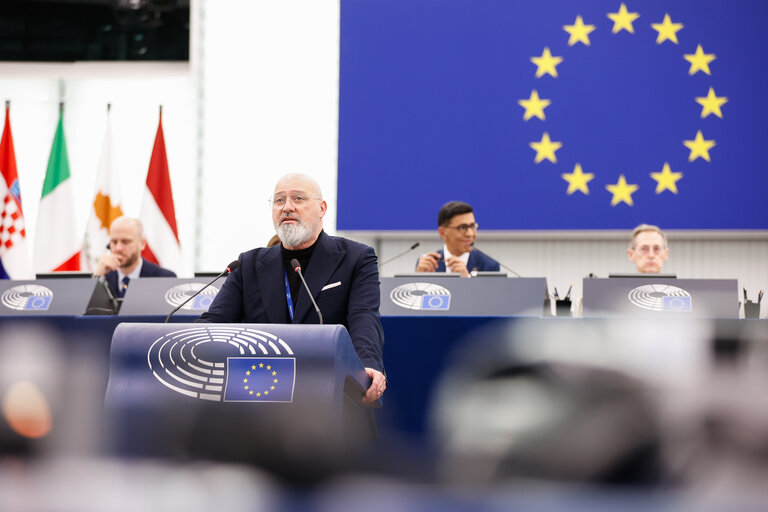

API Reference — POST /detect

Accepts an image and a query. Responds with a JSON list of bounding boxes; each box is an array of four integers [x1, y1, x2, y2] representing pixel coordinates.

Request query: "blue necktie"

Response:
[[120, 276, 130, 297]]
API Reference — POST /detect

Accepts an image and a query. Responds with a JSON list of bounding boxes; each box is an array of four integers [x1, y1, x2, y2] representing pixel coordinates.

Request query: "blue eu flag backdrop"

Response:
[[338, 0, 768, 230], [224, 357, 296, 402]]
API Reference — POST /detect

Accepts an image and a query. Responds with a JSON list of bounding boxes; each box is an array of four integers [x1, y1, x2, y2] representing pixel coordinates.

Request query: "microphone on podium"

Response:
[[290, 258, 323, 324], [471, 244, 522, 277], [164, 260, 240, 323], [378, 242, 421, 268]]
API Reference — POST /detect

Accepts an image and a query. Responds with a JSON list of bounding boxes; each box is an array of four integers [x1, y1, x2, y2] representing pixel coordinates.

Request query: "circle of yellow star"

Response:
[[607, 3, 640, 34], [563, 15, 596, 47], [684, 44, 716, 75], [529, 132, 562, 163], [695, 87, 728, 119], [650, 162, 683, 194], [683, 130, 716, 162], [530, 47, 563, 78], [651, 14, 684, 44], [518, 90, 551, 121], [561, 163, 595, 195], [605, 174, 639, 206]]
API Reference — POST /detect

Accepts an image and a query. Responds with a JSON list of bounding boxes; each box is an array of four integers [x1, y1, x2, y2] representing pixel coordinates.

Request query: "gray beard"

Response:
[[276, 219, 315, 248]]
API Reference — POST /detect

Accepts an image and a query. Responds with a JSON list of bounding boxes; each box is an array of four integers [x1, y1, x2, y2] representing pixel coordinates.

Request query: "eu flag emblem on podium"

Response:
[[422, 294, 450, 310], [224, 357, 296, 402]]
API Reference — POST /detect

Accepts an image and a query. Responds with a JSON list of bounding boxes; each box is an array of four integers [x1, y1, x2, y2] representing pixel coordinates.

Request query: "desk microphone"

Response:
[[379, 242, 420, 268], [164, 260, 240, 323], [471, 244, 522, 277], [290, 258, 323, 324]]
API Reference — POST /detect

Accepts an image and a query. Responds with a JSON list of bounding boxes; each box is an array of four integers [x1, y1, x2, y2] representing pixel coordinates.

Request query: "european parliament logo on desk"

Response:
[[163, 283, 220, 311], [1, 284, 53, 311], [390, 282, 452, 311], [628, 284, 692, 312], [147, 326, 295, 402]]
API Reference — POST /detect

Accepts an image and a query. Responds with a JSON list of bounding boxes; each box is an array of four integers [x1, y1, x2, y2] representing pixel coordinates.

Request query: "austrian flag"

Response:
[[139, 107, 182, 274]]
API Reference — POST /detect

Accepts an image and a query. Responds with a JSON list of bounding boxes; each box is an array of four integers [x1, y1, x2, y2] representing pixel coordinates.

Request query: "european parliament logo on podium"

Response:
[[147, 326, 296, 403]]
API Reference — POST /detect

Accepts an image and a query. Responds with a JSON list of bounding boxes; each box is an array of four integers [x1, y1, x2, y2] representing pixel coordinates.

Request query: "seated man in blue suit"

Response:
[[92, 216, 176, 297], [416, 201, 500, 277], [198, 173, 386, 404]]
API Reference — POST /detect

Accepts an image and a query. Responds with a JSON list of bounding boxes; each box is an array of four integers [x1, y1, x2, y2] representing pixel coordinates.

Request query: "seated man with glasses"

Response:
[[198, 173, 386, 406], [627, 224, 669, 274], [415, 201, 500, 277]]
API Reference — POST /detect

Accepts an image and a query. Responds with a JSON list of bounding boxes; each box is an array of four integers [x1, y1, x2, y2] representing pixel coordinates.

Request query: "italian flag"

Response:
[[34, 105, 81, 273]]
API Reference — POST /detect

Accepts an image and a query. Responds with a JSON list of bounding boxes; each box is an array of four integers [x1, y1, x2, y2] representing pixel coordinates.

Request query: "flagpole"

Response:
[[107, 103, 111, 113], [159, 104, 163, 121]]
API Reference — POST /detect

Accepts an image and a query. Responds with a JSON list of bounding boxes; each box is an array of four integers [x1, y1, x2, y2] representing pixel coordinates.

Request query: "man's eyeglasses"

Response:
[[634, 245, 665, 255], [444, 222, 479, 234], [269, 193, 322, 209]]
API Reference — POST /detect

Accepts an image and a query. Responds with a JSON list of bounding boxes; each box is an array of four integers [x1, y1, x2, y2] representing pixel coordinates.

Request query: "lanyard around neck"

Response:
[[284, 270, 295, 322]]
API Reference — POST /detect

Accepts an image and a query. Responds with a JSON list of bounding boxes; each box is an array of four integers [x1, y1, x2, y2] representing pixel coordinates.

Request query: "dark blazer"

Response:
[[198, 231, 385, 372], [427, 248, 501, 273], [105, 259, 176, 297]]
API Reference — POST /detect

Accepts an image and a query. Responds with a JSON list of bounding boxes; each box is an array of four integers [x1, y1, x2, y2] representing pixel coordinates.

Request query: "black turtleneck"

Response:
[[280, 238, 319, 309]]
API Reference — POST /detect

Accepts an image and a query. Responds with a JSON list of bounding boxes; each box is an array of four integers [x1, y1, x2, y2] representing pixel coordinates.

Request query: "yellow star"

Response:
[[605, 175, 639, 206], [271, 371, 276, 376], [683, 130, 716, 162], [696, 87, 728, 119], [245, 370, 250, 376], [561, 163, 595, 195], [243, 378, 248, 383], [264, 390, 269, 395], [244, 385, 249, 390], [249, 390, 253, 395], [529, 132, 562, 163], [684, 44, 716, 75], [270, 386, 275, 390], [256, 392, 261, 397], [607, 3, 640, 34], [266, 365, 271, 370], [530, 47, 563, 78], [518, 90, 551, 121], [273, 378, 279, 383], [651, 14, 684, 44], [563, 15, 596, 46], [259, 363, 264, 368], [251, 365, 256, 370], [650, 162, 683, 194]]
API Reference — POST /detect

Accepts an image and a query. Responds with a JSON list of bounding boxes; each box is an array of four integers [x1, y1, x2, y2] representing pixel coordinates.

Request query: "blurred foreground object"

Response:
[[430, 318, 768, 493]]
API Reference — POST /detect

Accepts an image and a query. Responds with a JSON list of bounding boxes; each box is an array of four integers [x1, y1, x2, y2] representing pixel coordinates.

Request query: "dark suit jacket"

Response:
[[198, 231, 385, 372], [105, 259, 177, 297], [425, 248, 501, 273]]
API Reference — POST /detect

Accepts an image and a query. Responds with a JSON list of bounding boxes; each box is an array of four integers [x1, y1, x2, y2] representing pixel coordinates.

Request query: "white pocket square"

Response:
[[321, 281, 342, 292]]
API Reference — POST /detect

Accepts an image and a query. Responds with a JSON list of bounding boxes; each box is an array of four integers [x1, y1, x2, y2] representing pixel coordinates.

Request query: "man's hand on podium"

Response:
[[362, 367, 386, 403]]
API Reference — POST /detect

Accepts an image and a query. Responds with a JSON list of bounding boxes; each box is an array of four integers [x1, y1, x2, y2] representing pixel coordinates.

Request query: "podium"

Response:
[[104, 323, 377, 464], [582, 277, 739, 318], [379, 276, 549, 316]]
